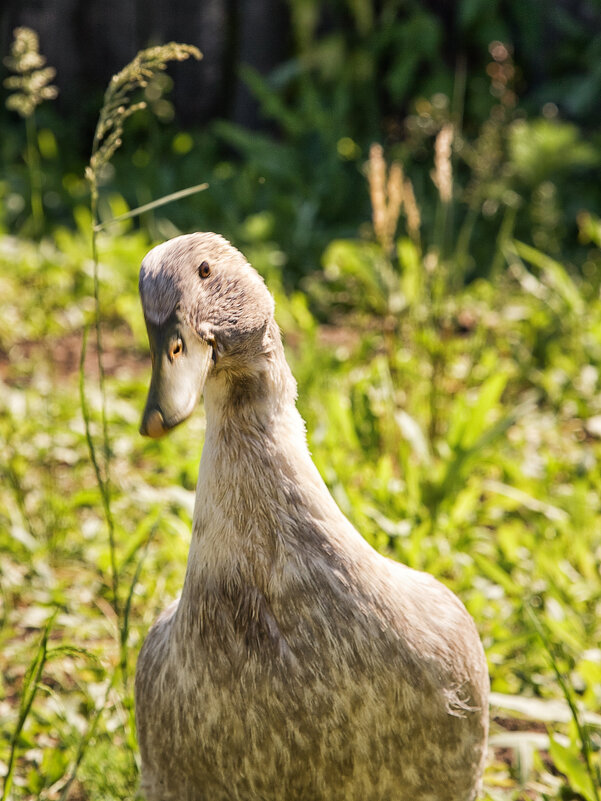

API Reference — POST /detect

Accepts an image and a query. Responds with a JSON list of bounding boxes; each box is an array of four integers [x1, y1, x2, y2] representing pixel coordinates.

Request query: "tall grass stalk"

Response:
[[94, 183, 208, 232], [79, 326, 118, 611], [24, 114, 44, 237], [119, 521, 160, 752], [1, 612, 57, 801], [81, 42, 202, 615], [527, 605, 601, 801], [57, 673, 119, 801], [76, 41, 204, 773], [3, 27, 58, 237]]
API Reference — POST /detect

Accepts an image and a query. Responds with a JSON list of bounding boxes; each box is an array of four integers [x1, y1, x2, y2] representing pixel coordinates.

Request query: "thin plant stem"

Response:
[[83, 102, 119, 615], [57, 672, 118, 801], [80, 42, 202, 622], [491, 204, 518, 277], [25, 112, 43, 237], [90, 201, 112, 494], [455, 204, 478, 277], [118, 521, 159, 758], [94, 182, 209, 231], [1, 612, 57, 801], [527, 605, 601, 801], [75, 42, 203, 789], [79, 327, 119, 614]]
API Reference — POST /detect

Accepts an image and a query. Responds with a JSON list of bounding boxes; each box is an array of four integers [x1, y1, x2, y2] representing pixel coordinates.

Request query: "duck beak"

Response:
[[140, 310, 213, 438]]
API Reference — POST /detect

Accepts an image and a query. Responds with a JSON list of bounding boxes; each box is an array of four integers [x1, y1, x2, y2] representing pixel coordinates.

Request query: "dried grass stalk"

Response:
[[432, 123, 454, 204], [369, 144, 388, 248], [368, 144, 406, 254], [403, 178, 421, 245], [385, 162, 404, 249]]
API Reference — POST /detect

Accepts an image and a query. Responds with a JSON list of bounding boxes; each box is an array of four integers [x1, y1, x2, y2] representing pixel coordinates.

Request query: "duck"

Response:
[[134, 232, 489, 801]]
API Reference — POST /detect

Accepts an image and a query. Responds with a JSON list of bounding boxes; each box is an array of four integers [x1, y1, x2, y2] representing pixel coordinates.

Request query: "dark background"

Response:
[[2, 0, 601, 130], [1, 0, 601, 279]]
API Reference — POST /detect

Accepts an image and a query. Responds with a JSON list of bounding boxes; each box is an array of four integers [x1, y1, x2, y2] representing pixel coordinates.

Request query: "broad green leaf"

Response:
[[460, 373, 508, 449]]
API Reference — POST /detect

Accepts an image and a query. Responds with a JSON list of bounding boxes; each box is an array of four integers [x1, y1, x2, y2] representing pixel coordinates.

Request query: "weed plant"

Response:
[[3, 27, 58, 238], [1, 35, 601, 801], [1, 42, 209, 799]]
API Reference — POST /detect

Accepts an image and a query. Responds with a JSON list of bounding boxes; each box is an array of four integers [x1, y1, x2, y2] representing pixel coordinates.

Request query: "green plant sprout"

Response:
[[3, 27, 58, 237]]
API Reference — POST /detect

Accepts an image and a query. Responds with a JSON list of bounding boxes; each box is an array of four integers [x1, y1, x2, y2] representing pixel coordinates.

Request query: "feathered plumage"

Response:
[[135, 232, 489, 801]]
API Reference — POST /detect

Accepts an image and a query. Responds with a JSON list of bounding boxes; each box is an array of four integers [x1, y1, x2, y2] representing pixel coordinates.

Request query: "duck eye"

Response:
[[169, 338, 183, 361], [199, 261, 211, 279]]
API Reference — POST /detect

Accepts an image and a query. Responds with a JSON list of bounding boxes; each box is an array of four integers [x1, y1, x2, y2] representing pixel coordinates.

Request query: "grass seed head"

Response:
[[368, 143, 388, 249], [403, 178, 421, 245], [368, 144, 407, 254], [87, 43, 202, 201], [3, 27, 58, 118], [385, 162, 404, 251], [432, 123, 454, 205]]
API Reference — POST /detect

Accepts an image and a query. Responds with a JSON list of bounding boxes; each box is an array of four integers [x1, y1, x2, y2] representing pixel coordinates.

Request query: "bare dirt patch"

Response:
[[0, 323, 149, 385]]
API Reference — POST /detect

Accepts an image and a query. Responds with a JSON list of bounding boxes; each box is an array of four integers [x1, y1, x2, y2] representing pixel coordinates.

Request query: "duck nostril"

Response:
[[169, 338, 183, 361]]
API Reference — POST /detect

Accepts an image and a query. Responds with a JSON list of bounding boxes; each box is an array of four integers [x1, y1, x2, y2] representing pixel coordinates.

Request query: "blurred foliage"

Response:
[[3, 27, 57, 119], [1, 0, 601, 277], [3, 27, 58, 239]]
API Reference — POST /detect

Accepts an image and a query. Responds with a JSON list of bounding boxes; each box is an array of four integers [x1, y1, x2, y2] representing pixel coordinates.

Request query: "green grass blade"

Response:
[[57, 675, 117, 801], [93, 182, 209, 232], [513, 240, 585, 314], [78, 326, 119, 612], [526, 605, 601, 801], [1, 611, 57, 801]]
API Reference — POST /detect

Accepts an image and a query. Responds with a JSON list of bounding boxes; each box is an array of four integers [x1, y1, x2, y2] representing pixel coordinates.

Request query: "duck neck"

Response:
[[180, 332, 333, 606]]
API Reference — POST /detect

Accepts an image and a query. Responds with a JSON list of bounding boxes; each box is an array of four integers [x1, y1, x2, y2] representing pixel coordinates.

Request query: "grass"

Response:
[[0, 217, 600, 799], [1, 40, 601, 801]]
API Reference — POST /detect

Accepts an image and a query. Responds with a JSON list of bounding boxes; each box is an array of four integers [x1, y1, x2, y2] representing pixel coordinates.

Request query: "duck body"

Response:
[[134, 233, 489, 801]]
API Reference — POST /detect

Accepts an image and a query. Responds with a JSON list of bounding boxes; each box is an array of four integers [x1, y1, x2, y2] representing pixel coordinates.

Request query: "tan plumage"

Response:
[[135, 232, 489, 801]]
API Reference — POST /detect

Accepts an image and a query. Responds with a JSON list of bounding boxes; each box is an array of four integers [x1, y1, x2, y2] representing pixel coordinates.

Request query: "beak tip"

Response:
[[141, 408, 167, 439]]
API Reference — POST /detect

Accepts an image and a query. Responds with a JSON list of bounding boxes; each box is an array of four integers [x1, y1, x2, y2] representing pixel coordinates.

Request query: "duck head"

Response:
[[138, 232, 275, 438]]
